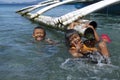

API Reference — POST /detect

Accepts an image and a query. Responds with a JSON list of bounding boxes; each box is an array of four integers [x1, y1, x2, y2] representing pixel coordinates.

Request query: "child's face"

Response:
[[33, 29, 45, 41], [69, 33, 82, 47]]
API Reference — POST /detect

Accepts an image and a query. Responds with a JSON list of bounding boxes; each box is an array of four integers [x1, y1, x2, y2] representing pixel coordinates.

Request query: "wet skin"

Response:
[[33, 29, 45, 41], [69, 33, 83, 50]]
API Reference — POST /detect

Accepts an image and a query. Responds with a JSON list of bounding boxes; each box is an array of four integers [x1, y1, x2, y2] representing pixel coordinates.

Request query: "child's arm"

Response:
[[98, 42, 110, 58], [69, 47, 83, 58], [45, 38, 56, 45]]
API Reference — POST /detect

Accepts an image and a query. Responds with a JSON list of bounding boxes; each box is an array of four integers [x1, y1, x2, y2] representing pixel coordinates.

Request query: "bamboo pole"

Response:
[[17, 0, 120, 31], [16, 0, 60, 14], [30, 0, 75, 19], [57, 0, 120, 25], [22, 1, 60, 15], [16, 5, 35, 13]]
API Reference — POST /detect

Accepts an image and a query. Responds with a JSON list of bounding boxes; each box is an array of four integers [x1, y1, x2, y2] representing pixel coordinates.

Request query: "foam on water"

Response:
[[60, 57, 119, 76]]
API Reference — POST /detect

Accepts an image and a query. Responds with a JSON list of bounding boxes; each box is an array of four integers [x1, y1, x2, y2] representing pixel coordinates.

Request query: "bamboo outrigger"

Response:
[[16, 0, 120, 31]]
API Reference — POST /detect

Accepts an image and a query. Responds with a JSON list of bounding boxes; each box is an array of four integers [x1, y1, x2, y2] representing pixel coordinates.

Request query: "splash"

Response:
[[88, 51, 111, 64], [60, 53, 119, 74]]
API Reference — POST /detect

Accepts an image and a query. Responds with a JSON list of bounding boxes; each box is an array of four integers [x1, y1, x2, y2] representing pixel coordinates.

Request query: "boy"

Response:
[[33, 26, 46, 41], [68, 20, 100, 42], [32, 26, 55, 44], [91, 34, 111, 63], [65, 29, 97, 58]]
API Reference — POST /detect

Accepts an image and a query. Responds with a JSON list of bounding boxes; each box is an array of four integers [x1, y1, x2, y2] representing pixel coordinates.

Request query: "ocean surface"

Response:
[[0, 4, 120, 80]]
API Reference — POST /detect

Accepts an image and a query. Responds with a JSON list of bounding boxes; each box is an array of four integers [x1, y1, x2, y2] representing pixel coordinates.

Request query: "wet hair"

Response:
[[33, 26, 46, 37], [84, 38, 96, 47], [84, 27, 95, 40], [65, 29, 81, 47], [89, 21, 97, 29]]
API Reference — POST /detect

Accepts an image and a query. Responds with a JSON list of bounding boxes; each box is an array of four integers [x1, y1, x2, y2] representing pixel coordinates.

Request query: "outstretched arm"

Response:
[[98, 42, 110, 58], [45, 38, 56, 45]]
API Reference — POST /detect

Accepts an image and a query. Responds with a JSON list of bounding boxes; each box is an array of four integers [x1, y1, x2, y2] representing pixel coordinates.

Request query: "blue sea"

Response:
[[0, 4, 120, 80]]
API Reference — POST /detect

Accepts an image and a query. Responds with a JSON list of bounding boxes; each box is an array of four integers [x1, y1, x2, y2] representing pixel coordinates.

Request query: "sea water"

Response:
[[0, 4, 120, 80]]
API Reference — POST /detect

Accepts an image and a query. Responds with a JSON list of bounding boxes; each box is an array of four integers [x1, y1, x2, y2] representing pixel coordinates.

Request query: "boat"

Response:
[[16, 0, 120, 31]]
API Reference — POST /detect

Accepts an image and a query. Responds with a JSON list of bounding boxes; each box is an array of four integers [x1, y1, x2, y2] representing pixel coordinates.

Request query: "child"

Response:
[[90, 34, 111, 63], [68, 20, 100, 42], [68, 20, 100, 55], [33, 26, 46, 41], [32, 26, 55, 44], [98, 34, 111, 58], [65, 29, 97, 58]]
